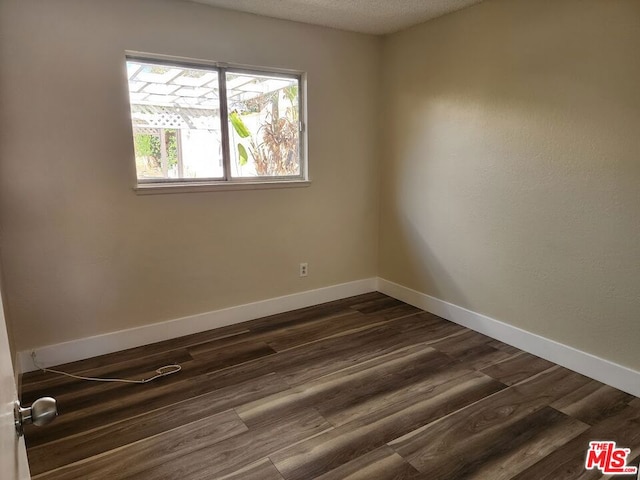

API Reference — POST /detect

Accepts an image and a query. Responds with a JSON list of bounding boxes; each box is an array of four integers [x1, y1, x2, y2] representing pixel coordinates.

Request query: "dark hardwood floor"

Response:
[[21, 292, 640, 479]]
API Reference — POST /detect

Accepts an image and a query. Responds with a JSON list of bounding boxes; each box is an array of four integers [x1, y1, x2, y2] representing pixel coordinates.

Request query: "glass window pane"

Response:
[[127, 60, 224, 181], [226, 71, 301, 178]]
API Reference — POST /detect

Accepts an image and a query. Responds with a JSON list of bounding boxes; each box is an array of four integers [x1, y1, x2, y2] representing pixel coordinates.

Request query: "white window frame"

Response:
[[126, 52, 309, 194]]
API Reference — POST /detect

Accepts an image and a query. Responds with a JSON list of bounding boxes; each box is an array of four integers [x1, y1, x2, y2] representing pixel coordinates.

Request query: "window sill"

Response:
[[134, 180, 311, 195]]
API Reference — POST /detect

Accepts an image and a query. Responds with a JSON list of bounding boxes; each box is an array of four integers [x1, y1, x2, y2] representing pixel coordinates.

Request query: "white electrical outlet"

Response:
[[299, 262, 308, 277]]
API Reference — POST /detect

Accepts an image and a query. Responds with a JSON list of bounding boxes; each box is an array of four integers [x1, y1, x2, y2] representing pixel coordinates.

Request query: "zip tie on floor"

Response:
[[31, 352, 181, 384]]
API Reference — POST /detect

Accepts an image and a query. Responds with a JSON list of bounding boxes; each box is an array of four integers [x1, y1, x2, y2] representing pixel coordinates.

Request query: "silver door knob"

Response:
[[14, 397, 58, 437]]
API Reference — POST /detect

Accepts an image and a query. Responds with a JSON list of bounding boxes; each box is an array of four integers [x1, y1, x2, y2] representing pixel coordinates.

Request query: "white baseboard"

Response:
[[22, 275, 640, 399], [378, 278, 640, 398], [19, 278, 378, 373]]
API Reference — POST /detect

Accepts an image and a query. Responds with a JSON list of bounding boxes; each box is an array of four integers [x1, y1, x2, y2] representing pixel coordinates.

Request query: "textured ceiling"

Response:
[[186, 0, 485, 35]]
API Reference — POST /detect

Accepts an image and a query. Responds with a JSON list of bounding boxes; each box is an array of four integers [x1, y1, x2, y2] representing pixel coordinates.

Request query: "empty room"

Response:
[[0, 0, 639, 478]]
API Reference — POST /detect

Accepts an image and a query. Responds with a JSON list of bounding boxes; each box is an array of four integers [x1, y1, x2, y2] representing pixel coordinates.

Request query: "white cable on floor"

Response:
[[31, 352, 181, 384]]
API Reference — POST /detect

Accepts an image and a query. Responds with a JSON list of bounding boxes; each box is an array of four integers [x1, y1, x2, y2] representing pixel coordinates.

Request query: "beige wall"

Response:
[[0, 0, 381, 350], [380, 0, 640, 369], [2, 0, 639, 375]]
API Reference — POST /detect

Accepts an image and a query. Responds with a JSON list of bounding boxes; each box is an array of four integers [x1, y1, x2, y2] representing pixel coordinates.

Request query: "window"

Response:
[[125, 55, 306, 189]]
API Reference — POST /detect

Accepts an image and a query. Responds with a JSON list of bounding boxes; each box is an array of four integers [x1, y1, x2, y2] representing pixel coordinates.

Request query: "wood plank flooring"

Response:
[[21, 292, 640, 479]]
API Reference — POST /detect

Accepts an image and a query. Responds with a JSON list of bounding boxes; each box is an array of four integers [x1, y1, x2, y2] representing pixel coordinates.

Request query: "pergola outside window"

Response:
[[126, 56, 305, 187]]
